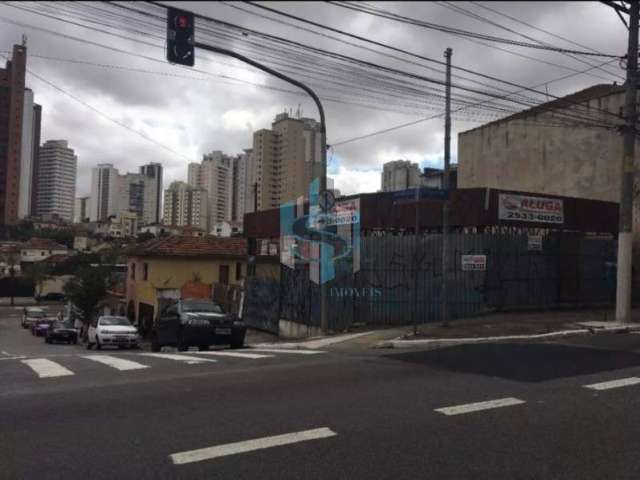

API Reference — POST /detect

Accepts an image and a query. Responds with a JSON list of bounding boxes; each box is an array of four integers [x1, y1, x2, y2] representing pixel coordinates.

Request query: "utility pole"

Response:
[[441, 47, 452, 327], [616, 1, 639, 324]]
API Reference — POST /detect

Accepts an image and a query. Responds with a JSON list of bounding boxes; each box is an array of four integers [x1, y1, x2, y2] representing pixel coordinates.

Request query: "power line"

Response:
[[435, 1, 623, 81], [332, 57, 621, 146], [239, 0, 622, 125], [327, 1, 622, 57]]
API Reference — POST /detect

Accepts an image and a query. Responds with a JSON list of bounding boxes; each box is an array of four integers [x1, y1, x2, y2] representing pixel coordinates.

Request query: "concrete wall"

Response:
[[458, 90, 640, 237]]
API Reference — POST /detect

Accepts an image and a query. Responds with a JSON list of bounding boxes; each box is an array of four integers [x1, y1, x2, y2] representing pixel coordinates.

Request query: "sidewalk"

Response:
[[375, 309, 640, 349]]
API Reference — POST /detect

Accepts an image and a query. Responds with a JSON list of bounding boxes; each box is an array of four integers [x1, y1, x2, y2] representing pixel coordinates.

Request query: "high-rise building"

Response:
[[35, 140, 77, 221], [381, 160, 425, 192], [251, 112, 323, 211], [74, 196, 89, 223], [18, 88, 33, 219], [0, 43, 27, 225], [89, 163, 119, 222], [90, 164, 161, 225], [231, 149, 253, 222], [188, 151, 233, 229], [139, 162, 162, 224], [163, 181, 208, 230]]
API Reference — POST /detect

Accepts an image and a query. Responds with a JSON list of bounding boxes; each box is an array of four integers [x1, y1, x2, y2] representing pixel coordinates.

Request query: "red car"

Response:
[[31, 319, 55, 337]]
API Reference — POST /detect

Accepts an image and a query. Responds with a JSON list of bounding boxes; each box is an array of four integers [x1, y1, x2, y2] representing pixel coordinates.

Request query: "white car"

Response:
[[87, 316, 139, 350]]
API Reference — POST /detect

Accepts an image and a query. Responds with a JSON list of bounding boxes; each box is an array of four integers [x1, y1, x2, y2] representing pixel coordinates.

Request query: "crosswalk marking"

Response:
[[189, 351, 274, 360], [21, 358, 74, 378], [248, 348, 326, 355], [435, 397, 526, 416], [139, 353, 217, 364], [584, 377, 640, 391], [82, 355, 149, 371]]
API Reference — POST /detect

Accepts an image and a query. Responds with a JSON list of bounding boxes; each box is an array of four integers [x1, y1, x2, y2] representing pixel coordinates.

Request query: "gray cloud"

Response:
[[0, 1, 629, 196]]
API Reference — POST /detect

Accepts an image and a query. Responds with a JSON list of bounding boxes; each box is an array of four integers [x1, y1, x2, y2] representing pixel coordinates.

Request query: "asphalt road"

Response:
[[3, 306, 640, 479]]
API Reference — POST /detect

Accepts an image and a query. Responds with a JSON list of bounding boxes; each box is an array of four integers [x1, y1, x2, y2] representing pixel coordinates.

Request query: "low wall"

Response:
[[278, 318, 322, 339]]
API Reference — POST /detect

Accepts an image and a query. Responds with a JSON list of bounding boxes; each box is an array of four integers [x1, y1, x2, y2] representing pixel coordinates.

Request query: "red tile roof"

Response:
[[21, 238, 69, 251], [127, 235, 247, 258]]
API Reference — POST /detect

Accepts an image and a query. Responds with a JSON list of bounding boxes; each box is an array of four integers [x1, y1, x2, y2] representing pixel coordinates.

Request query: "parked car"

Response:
[[150, 299, 246, 352], [21, 307, 47, 329], [86, 316, 139, 350], [36, 292, 66, 303], [31, 319, 55, 337], [45, 320, 79, 344]]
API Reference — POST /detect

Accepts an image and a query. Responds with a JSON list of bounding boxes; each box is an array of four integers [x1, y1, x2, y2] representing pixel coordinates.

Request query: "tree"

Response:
[[63, 266, 109, 339], [137, 231, 155, 243], [23, 262, 51, 298], [0, 251, 20, 305]]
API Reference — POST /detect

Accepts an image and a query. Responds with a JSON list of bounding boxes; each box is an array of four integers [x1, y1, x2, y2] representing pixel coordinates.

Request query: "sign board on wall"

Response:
[[461, 255, 487, 271], [527, 235, 543, 251], [498, 194, 564, 224]]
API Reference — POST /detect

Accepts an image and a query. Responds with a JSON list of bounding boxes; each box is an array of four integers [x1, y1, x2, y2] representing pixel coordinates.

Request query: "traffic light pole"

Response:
[[193, 42, 329, 333]]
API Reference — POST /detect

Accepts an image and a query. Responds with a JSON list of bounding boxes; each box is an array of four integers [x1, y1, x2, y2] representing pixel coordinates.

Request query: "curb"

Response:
[[374, 325, 640, 350]]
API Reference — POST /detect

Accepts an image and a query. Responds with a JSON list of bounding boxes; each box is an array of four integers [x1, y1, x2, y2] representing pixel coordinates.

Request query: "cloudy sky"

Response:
[[0, 1, 629, 197]]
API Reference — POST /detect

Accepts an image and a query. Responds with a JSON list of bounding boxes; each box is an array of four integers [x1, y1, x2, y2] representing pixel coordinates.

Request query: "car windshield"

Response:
[[55, 321, 73, 329], [27, 311, 45, 318], [182, 301, 224, 314], [99, 317, 131, 326]]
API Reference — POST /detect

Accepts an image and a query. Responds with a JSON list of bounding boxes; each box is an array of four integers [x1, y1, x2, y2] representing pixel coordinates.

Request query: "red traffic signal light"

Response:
[[176, 15, 190, 29]]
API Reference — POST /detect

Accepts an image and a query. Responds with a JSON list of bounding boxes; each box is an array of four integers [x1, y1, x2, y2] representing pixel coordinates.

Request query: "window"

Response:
[[143, 263, 149, 281], [236, 262, 243, 280], [131, 263, 136, 280]]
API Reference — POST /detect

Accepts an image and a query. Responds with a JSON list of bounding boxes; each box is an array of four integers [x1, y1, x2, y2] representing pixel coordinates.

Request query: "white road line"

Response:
[[21, 358, 74, 378], [190, 351, 274, 359], [139, 353, 217, 364], [170, 427, 337, 465], [248, 348, 326, 355], [584, 377, 640, 391], [435, 397, 526, 416], [0, 356, 27, 361], [82, 355, 150, 371]]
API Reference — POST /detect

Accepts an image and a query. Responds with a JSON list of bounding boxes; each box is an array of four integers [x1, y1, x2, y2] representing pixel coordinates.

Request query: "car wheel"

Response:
[[86, 341, 93, 350], [73, 338, 78, 345], [96, 338, 102, 350], [45, 337, 51, 344], [230, 339, 244, 349], [176, 336, 188, 352], [151, 338, 161, 352]]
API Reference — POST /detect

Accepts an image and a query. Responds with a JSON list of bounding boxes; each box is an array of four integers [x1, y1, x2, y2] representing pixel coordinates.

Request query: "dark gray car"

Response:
[[150, 299, 246, 352]]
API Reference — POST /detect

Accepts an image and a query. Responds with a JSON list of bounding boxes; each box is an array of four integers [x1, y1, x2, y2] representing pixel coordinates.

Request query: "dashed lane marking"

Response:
[[584, 377, 640, 391], [170, 427, 337, 465], [82, 355, 150, 371], [21, 358, 74, 378], [435, 397, 526, 416]]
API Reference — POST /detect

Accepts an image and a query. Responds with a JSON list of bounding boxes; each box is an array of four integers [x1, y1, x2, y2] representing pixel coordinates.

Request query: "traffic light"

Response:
[[166, 7, 194, 66]]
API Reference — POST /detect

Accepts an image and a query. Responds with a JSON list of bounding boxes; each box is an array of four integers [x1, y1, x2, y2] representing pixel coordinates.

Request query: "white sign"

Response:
[[327, 199, 360, 226], [498, 194, 564, 224], [461, 255, 486, 271], [528, 235, 543, 251]]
